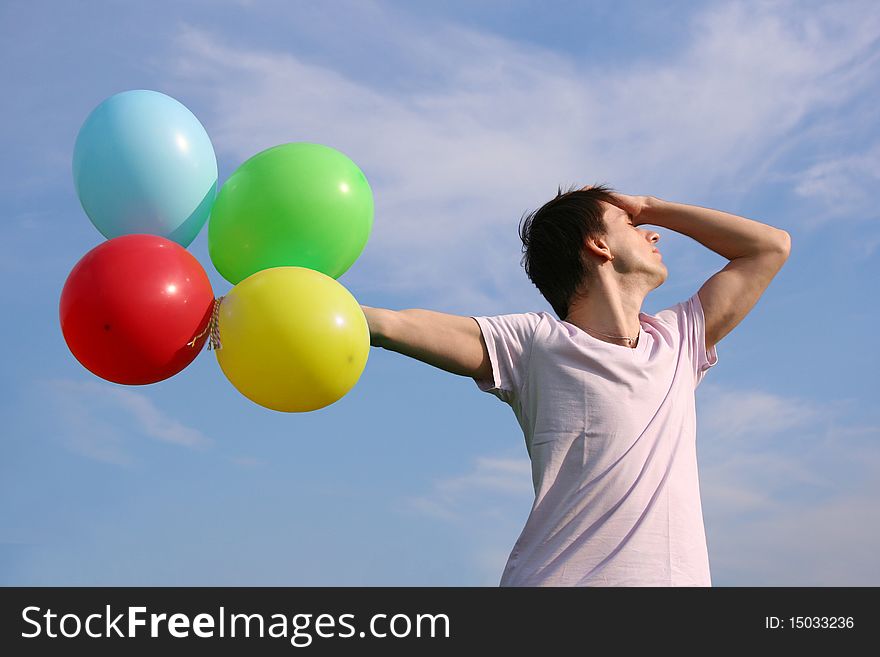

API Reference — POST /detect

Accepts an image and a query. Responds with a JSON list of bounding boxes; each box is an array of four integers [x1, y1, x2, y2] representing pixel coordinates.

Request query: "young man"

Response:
[[360, 184, 790, 586]]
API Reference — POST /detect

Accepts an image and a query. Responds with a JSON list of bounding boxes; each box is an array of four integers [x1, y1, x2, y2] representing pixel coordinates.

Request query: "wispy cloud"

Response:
[[39, 378, 212, 465], [792, 146, 880, 210], [697, 382, 880, 584], [400, 454, 532, 523], [700, 385, 827, 444], [396, 453, 532, 583], [228, 455, 266, 468], [788, 141, 880, 238], [157, 0, 880, 311], [109, 390, 209, 448], [710, 477, 880, 585]]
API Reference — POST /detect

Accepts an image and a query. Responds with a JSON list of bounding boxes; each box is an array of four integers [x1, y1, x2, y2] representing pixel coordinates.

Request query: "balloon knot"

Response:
[[187, 296, 224, 351]]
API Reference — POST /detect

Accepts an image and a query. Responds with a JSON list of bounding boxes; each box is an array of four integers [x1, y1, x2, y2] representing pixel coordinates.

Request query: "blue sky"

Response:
[[1, 0, 878, 585]]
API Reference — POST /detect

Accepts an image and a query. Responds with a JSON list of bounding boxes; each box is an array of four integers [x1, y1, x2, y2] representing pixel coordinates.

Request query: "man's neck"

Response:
[[565, 296, 643, 345]]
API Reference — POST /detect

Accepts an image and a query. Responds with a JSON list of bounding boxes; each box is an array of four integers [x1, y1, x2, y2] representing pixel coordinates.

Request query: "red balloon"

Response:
[[59, 234, 215, 385]]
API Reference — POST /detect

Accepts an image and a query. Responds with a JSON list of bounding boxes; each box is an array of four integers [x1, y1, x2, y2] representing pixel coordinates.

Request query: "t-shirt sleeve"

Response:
[[469, 312, 542, 404], [658, 291, 719, 389]]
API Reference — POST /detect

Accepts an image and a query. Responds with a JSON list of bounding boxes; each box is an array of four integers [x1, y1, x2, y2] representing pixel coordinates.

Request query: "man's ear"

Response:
[[584, 235, 613, 263]]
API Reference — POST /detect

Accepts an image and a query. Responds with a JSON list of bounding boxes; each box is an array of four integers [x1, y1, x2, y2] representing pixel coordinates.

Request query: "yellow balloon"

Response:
[[215, 266, 369, 412]]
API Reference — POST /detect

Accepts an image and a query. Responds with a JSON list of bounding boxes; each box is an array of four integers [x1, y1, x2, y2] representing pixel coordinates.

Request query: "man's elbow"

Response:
[[774, 230, 791, 256]]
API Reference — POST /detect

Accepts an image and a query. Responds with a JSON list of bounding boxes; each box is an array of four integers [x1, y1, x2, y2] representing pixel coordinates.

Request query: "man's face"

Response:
[[600, 201, 667, 283]]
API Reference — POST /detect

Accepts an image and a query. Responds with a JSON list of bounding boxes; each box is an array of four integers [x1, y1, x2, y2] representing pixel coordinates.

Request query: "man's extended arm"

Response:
[[360, 305, 490, 380]]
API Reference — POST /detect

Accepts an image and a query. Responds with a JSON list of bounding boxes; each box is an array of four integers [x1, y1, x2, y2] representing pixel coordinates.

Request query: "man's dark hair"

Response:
[[518, 182, 620, 320]]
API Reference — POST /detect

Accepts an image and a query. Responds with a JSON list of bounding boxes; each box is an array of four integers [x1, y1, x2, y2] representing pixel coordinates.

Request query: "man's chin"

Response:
[[654, 268, 668, 288]]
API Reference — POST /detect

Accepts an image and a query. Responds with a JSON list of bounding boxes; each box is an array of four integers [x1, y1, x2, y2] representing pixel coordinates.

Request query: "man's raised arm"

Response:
[[635, 196, 790, 351], [360, 305, 491, 380]]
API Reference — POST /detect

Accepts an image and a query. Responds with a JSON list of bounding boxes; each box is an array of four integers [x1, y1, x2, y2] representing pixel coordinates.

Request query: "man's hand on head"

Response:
[[604, 192, 655, 225]]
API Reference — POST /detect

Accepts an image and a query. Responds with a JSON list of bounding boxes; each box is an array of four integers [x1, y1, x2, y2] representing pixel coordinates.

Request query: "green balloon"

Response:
[[208, 142, 374, 284]]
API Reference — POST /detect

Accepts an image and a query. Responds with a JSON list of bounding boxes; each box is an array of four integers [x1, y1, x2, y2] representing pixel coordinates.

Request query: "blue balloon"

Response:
[[72, 90, 218, 247]]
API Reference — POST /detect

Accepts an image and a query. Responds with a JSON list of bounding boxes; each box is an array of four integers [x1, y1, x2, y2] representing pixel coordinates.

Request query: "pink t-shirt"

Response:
[[470, 291, 718, 586]]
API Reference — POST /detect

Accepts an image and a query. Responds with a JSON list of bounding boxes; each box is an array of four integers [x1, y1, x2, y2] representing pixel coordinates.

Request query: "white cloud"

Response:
[[39, 379, 212, 464], [697, 382, 880, 584], [788, 142, 880, 234], [699, 385, 826, 444], [229, 455, 266, 468], [709, 477, 880, 585], [104, 387, 210, 449], [400, 454, 532, 524], [396, 451, 533, 582]]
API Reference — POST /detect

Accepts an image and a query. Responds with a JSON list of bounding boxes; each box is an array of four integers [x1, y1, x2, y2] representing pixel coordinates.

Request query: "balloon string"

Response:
[[187, 296, 224, 351]]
